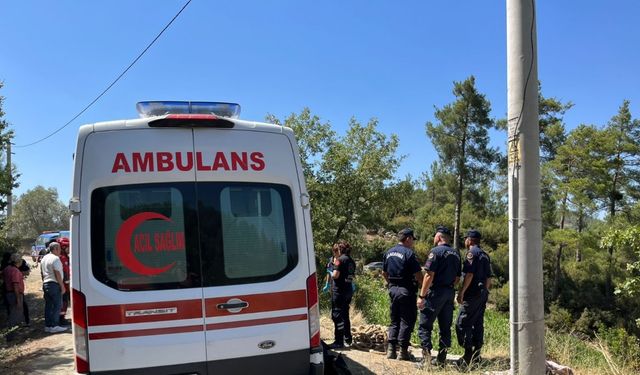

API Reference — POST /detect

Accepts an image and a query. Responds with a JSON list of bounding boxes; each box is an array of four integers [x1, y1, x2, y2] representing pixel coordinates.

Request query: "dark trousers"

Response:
[[456, 288, 489, 349], [60, 289, 70, 317], [331, 290, 353, 344], [387, 285, 417, 347], [418, 287, 455, 350], [23, 297, 30, 324], [43, 282, 62, 328], [5, 292, 24, 327]]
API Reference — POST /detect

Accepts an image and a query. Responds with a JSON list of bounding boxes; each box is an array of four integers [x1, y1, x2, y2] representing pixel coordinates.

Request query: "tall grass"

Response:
[[347, 272, 639, 375]]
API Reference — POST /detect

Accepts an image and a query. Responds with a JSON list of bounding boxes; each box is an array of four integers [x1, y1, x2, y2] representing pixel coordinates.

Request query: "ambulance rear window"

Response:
[[91, 182, 298, 291], [91, 184, 201, 291]]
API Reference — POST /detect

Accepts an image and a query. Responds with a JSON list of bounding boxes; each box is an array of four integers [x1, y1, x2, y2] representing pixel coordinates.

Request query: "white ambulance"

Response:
[[70, 101, 323, 374]]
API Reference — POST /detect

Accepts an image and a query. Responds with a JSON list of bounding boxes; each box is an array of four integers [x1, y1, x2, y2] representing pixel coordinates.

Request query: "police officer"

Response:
[[416, 226, 461, 367], [456, 229, 492, 368], [383, 228, 423, 361], [328, 240, 356, 349]]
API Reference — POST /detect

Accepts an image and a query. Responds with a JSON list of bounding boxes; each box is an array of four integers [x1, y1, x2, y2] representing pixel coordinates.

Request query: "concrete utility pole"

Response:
[[507, 0, 545, 374], [6, 142, 12, 217]]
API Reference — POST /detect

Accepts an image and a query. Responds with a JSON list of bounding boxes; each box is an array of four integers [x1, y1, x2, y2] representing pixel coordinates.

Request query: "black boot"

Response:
[[398, 346, 414, 361], [431, 348, 447, 367], [345, 336, 353, 347], [456, 347, 473, 370], [471, 346, 482, 364], [386, 343, 397, 359], [328, 341, 344, 349], [415, 348, 430, 369]]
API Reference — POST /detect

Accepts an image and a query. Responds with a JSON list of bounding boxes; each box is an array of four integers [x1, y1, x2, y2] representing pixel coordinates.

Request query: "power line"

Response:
[[15, 0, 192, 148]]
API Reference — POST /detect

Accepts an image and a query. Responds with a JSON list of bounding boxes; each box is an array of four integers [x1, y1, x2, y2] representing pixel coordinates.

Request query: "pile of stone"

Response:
[[349, 324, 387, 352]]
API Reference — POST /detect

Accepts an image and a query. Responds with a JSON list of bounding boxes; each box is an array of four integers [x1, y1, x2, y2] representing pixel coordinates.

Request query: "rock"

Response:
[[350, 324, 388, 352]]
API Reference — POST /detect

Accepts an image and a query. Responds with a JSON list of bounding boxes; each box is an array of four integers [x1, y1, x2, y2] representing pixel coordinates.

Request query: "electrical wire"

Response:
[[15, 0, 192, 148]]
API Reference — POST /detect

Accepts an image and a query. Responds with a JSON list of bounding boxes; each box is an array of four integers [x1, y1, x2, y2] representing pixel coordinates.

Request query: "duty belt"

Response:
[[431, 283, 454, 289], [388, 278, 414, 288]]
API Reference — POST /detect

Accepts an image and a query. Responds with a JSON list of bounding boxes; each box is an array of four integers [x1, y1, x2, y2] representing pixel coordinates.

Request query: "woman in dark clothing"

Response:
[[18, 259, 31, 325], [328, 241, 356, 349]]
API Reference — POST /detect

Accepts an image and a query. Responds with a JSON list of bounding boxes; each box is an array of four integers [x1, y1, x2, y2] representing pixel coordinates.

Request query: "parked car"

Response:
[[31, 231, 60, 262], [364, 261, 384, 272]]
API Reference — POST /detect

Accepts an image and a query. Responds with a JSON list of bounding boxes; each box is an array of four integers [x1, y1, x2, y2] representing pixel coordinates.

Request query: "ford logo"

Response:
[[258, 340, 276, 350]]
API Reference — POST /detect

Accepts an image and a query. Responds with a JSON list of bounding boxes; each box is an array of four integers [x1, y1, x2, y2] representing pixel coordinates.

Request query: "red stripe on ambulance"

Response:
[[88, 299, 202, 326], [87, 290, 306, 326], [87, 314, 308, 340], [205, 290, 307, 317], [89, 324, 204, 340], [205, 314, 308, 331]]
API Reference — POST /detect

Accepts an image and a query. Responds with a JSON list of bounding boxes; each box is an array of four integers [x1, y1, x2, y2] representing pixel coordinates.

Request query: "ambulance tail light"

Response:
[[72, 288, 90, 374], [306, 273, 321, 349]]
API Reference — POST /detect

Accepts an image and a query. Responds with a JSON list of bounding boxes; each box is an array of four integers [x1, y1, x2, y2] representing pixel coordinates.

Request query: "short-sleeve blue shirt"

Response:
[[424, 244, 461, 288], [383, 244, 422, 286], [462, 245, 492, 295]]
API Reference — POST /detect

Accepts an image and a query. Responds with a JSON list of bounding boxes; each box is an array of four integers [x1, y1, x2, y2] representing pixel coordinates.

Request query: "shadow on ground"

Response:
[[341, 354, 377, 375]]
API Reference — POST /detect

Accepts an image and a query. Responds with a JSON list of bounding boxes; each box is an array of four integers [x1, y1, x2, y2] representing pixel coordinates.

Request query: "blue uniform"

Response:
[[331, 254, 355, 345], [456, 245, 492, 349], [418, 244, 461, 351], [383, 244, 422, 347]]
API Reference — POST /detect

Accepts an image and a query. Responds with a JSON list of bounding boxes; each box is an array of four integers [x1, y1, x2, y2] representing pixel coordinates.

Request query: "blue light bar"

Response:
[[136, 101, 241, 119]]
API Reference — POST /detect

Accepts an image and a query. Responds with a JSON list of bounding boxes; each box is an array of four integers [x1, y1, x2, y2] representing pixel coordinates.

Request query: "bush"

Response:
[[574, 308, 615, 337], [412, 240, 431, 264], [546, 303, 574, 333], [355, 237, 395, 264], [491, 283, 510, 313], [598, 326, 640, 371], [351, 273, 390, 325]]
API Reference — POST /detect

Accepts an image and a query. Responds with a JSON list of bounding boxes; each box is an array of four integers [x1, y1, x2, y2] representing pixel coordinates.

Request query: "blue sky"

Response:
[[1, 1, 638, 203]]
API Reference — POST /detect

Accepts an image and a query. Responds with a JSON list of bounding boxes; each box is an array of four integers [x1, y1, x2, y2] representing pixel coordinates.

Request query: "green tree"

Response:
[[537, 87, 573, 233], [425, 76, 499, 249], [600, 100, 640, 219], [6, 186, 69, 240], [267, 110, 404, 255], [601, 226, 640, 328], [537, 85, 573, 162], [317, 117, 403, 245]]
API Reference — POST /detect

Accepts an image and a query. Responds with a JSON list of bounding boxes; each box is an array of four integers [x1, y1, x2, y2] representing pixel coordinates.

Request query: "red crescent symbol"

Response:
[[116, 212, 176, 276]]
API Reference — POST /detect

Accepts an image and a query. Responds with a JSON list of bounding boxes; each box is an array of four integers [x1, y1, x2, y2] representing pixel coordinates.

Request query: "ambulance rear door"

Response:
[[79, 127, 208, 374], [192, 126, 313, 373]]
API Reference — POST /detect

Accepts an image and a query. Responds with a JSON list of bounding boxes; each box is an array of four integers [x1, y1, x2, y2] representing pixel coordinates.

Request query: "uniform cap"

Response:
[[465, 229, 482, 239], [436, 225, 451, 236], [398, 228, 416, 240]]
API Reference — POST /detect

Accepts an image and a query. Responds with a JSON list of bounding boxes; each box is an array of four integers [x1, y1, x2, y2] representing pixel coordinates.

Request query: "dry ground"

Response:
[[0, 256, 74, 374]]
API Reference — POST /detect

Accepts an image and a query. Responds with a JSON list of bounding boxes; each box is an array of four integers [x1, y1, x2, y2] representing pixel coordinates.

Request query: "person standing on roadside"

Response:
[[383, 228, 423, 361], [322, 246, 340, 293], [3, 253, 25, 334], [18, 259, 32, 326], [456, 229, 492, 368], [57, 239, 71, 326], [40, 242, 68, 333], [416, 226, 461, 367], [328, 240, 356, 349]]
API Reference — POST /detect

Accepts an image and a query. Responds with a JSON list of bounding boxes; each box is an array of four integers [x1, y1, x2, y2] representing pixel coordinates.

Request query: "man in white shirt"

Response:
[[41, 242, 68, 333]]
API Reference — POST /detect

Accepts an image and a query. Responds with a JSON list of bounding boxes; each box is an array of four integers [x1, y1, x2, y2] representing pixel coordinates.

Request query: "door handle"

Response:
[[216, 298, 249, 313]]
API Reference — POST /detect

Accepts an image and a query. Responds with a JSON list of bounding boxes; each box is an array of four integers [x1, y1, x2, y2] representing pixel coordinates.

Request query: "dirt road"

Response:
[[0, 257, 74, 374]]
